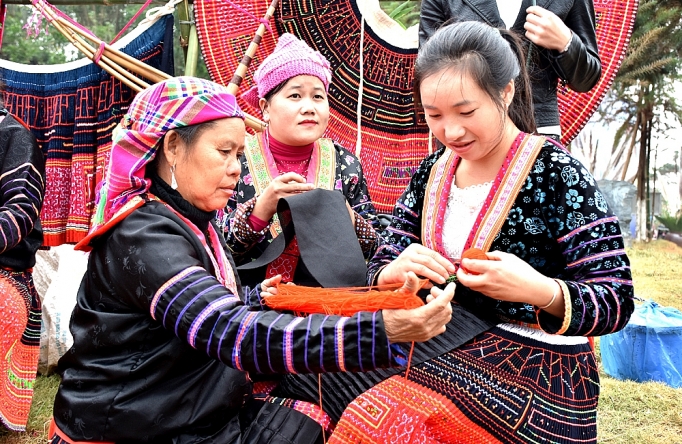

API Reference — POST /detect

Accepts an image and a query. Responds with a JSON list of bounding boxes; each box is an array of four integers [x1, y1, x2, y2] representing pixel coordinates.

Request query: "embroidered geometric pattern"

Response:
[[0, 269, 41, 431], [330, 327, 599, 443]]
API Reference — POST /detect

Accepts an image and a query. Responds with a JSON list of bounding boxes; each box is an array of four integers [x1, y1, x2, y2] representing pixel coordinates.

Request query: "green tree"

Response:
[[379, 0, 421, 29], [598, 0, 682, 241], [0, 3, 209, 78]]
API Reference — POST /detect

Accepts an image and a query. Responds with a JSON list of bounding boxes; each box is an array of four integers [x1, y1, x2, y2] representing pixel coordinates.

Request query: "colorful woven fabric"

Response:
[[0, 269, 41, 431], [195, 0, 428, 214], [0, 15, 173, 246], [90, 76, 243, 233], [557, 0, 638, 145], [329, 326, 598, 444], [195, 0, 636, 213]]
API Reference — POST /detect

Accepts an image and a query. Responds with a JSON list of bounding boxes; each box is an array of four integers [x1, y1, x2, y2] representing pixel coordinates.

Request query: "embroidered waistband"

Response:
[[497, 323, 588, 345]]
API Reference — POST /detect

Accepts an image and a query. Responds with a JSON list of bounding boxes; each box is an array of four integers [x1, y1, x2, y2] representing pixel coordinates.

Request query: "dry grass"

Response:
[[595, 239, 682, 444], [1, 240, 681, 443]]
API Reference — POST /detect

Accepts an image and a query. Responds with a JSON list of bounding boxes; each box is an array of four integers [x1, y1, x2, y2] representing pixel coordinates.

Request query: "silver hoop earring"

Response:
[[170, 163, 178, 190]]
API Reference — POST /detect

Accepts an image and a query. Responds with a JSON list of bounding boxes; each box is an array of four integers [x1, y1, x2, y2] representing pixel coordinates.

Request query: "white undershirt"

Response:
[[442, 177, 494, 260], [496, 0, 523, 29]]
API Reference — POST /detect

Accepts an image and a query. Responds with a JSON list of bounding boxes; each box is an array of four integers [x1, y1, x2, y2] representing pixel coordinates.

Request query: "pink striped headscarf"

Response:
[[91, 76, 244, 232]]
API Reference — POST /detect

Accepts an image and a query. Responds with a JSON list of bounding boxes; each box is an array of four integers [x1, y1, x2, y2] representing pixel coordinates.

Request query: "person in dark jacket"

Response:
[[50, 76, 455, 444], [419, 0, 601, 141], [0, 80, 46, 432]]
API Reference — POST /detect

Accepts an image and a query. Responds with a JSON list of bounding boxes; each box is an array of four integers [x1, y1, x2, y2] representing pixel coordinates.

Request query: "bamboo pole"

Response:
[[59, 18, 170, 83], [34, 0, 151, 91], [176, 0, 191, 61], [184, 20, 199, 77], [58, 20, 151, 90], [227, 0, 279, 95], [35, 3, 148, 91], [29, 0, 267, 130]]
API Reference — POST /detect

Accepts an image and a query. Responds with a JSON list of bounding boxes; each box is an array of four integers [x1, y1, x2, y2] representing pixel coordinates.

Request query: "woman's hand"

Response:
[[524, 6, 573, 52], [383, 272, 455, 343], [378, 244, 455, 286], [260, 274, 294, 298], [251, 172, 315, 221], [457, 251, 565, 317]]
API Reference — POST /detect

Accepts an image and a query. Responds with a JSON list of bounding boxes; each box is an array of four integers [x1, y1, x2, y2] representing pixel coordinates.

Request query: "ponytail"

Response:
[[499, 29, 536, 134]]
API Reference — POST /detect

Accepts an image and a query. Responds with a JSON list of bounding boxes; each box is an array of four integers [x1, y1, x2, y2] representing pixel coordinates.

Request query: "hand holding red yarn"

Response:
[[260, 274, 285, 298], [383, 272, 455, 343], [456, 250, 565, 317]]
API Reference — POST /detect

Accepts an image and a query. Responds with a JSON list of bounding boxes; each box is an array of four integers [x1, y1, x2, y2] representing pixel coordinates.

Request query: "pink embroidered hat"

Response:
[[80, 76, 244, 249], [241, 33, 332, 108]]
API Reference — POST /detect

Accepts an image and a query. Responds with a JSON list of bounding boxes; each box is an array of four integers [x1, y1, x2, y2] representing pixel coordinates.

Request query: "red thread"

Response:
[[93, 42, 105, 65], [263, 281, 426, 317], [109, 0, 153, 45]]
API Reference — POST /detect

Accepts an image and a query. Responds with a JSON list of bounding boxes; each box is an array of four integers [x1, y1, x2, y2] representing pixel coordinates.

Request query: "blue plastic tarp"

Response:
[[600, 300, 682, 388]]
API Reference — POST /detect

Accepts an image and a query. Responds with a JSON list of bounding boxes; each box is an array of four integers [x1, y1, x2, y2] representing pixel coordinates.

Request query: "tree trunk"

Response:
[[620, 113, 640, 181], [635, 110, 650, 241], [679, 149, 682, 214]]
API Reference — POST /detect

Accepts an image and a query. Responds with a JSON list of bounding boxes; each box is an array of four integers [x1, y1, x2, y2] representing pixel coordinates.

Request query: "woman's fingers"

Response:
[[260, 275, 283, 297], [275, 172, 307, 183], [383, 282, 454, 343], [397, 272, 420, 294], [403, 245, 455, 283]]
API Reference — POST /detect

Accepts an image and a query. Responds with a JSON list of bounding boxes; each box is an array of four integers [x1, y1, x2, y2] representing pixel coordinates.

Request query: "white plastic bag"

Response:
[[36, 245, 89, 375]]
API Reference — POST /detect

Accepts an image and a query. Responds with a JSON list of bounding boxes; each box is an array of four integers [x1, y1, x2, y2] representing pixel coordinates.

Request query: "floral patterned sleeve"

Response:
[[535, 144, 634, 336], [366, 150, 444, 285], [223, 157, 270, 262]]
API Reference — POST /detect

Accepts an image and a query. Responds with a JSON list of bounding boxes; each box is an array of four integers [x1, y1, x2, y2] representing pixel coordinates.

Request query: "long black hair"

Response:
[[414, 21, 536, 134]]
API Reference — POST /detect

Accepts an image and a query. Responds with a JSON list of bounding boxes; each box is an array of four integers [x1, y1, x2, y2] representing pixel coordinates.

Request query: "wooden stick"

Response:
[[36, 4, 147, 91], [34, 0, 267, 131], [227, 0, 280, 95], [55, 18, 150, 89], [56, 16, 169, 83]]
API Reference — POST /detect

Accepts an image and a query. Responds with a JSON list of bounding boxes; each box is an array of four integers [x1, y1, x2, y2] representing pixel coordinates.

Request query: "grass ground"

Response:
[[1, 240, 681, 443]]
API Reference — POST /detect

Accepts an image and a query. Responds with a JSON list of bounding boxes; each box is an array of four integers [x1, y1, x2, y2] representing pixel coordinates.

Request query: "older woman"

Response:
[[50, 76, 454, 444], [225, 34, 380, 288]]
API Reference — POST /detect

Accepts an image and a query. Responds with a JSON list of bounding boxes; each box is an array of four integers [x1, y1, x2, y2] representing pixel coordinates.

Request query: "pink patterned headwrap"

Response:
[[91, 76, 244, 233]]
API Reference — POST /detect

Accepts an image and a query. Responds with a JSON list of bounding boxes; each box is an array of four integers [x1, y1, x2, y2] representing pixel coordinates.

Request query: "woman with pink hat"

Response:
[[225, 34, 380, 288]]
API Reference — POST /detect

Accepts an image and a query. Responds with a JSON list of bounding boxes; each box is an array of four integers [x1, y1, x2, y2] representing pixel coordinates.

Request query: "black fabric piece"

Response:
[[419, 0, 601, 129], [237, 189, 367, 287], [273, 304, 499, 422], [241, 400, 325, 444]]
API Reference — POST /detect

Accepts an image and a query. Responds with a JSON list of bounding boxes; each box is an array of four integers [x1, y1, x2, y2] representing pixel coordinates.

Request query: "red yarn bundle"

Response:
[[262, 281, 426, 316], [459, 247, 489, 275]]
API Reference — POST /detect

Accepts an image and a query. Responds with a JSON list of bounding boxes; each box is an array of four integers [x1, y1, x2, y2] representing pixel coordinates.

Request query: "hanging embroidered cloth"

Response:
[[0, 15, 174, 246], [195, 0, 427, 214], [195, 0, 636, 213], [557, 0, 638, 144]]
